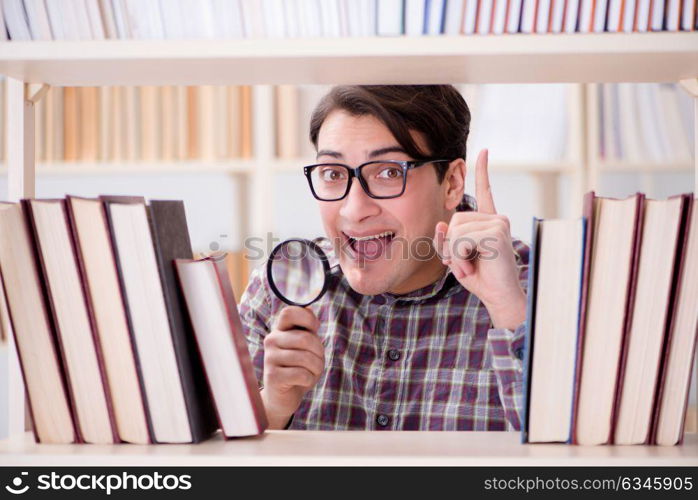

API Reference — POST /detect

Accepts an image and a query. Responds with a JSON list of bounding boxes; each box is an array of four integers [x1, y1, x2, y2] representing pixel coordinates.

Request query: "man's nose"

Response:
[[338, 178, 380, 222]]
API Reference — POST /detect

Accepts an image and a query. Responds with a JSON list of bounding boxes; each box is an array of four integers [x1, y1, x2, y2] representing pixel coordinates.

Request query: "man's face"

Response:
[[315, 110, 457, 296]]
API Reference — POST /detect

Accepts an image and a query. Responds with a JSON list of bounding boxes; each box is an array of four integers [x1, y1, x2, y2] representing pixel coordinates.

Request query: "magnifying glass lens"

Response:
[[268, 239, 329, 307]]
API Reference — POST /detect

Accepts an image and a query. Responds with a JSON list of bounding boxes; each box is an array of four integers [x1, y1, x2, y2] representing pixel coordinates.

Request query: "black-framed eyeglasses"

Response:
[[303, 159, 453, 201]]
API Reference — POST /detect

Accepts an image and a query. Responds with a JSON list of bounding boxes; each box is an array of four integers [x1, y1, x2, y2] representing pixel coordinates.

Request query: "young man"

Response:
[[239, 85, 529, 431]]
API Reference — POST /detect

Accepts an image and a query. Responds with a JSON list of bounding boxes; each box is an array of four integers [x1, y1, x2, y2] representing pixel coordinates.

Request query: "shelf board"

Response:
[[0, 160, 580, 175], [0, 430, 696, 466], [1, 33, 697, 86]]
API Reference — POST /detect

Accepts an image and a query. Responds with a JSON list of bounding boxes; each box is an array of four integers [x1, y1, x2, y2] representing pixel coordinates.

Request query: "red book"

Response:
[[176, 257, 268, 438]]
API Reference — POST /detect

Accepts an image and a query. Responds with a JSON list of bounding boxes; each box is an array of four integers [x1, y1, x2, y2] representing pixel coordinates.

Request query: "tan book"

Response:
[[186, 86, 198, 159], [124, 86, 140, 162], [63, 87, 79, 161], [175, 86, 188, 161], [275, 85, 300, 159], [140, 86, 161, 162], [99, 86, 112, 162], [79, 87, 99, 162], [0, 203, 76, 444], [197, 86, 216, 161], [653, 198, 698, 446], [574, 192, 643, 445], [161, 86, 175, 162], [240, 85, 253, 159], [226, 85, 242, 158], [0, 266, 9, 342], [214, 86, 228, 160], [614, 195, 688, 445], [50, 87, 64, 162], [110, 86, 126, 161]]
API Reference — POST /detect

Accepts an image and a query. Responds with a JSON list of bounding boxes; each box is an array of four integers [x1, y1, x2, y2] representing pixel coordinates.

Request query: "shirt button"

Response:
[[515, 347, 525, 360], [376, 414, 389, 427], [388, 349, 401, 361]]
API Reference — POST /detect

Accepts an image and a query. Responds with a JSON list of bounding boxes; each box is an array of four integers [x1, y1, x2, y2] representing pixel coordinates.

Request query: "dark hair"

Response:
[[309, 85, 470, 183]]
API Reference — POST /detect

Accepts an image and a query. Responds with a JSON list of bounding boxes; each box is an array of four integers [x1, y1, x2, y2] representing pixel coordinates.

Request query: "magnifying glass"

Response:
[[266, 238, 331, 307]]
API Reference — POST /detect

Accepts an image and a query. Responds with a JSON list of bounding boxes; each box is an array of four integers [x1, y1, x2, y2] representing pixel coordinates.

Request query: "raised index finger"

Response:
[[475, 149, 497, 214]]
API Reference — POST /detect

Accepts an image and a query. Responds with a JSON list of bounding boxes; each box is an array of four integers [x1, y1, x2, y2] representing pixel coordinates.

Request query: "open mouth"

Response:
[[342, 231, 396, 261]]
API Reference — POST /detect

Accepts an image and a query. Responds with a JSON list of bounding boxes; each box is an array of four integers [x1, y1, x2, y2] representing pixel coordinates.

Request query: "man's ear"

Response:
[[443, 159, 466, 211]]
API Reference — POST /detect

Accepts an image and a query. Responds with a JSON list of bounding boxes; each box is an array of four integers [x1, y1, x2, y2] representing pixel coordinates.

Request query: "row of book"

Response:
[[1, 0, 695, 42], [0, 196, 267, 443], [523, 192, 697, 446], [0, 81, 254, 163], [598, 83, 694, 166]]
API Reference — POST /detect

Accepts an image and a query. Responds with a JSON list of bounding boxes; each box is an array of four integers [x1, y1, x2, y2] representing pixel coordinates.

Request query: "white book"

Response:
[[649, 0, 664, 30], [492, 0, 508, 33], [85, 0, 106, 39], [647, 84, 672, 162], [682, 0, 696, 30], [536, 0, 551, 32], [362, 0, 376, 35], [378, 0, 403, 35], [336, 0, 349, 35], [56, 0, 81, 40], [44, 0, 65, 39], [427, 0, 445, 34], [657, 84, 692, 163], [635, 0, 650, 31], [635, 84, 663, 163], [110, 0, 130, 39], [578, 0, 593, 32], [665, 0, 680, 31], [71, 0, 94, 39], [344, 0, 362, 35], [160, 0, 185, 38], [319, 0, 342, 37], [23, 0, 53, 39], [461, 0, 477, 33], [305, 0, 322, 37], [621, 0, 637, 32], [592, 0, 608, 31], [284, 0, 301, 37], [564, 0, 580, 32], [262, 0, 285, 38], [549, 0, 565, 32], [240, 0, 266, 38], [444, 0, 464, 34], [507, 0, 523, 32], [0, 4, 6, 39], [183, 0, 215, 38], [616, 83, 644, 163], [2, 0, 32, 40], [98, 0, 117, 39], [123, 0, 149, 38], [405, 0, 424, 35], [477, 0, 493, 33], [606, 0, 621, 31]]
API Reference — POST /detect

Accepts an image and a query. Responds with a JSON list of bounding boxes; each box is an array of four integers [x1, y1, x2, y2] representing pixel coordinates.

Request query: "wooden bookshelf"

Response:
[[1, 33, 697, 456], [0, 431, 696, 466]]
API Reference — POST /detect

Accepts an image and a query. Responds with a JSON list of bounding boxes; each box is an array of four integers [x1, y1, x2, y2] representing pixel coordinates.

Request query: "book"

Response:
[[2, 0, 32, 40], [103, 196, 195, 443], [147, 199, 218, 443], [524, 217, 586, 443], [66, 195, 151, 444], [23, 198, 117, 444], [377, 0, 404, 35], [574, 192, 643, 445], [23, 0, 53, 40], [0, 202, 76, 444], [175, 257, 268, 438], [653, 198, 698, 446], [275, 85, 300, 159], [614, 195, 688, 444]]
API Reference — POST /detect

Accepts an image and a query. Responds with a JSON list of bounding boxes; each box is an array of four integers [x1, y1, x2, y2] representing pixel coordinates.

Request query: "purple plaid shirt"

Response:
[[239, 196, 529, 431]]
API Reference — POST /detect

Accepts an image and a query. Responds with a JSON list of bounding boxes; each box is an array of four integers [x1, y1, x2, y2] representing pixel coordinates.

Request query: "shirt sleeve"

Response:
[[485, 237, 530, 431], [486, 322, 526, 431], [238, 264, 273, 387]]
